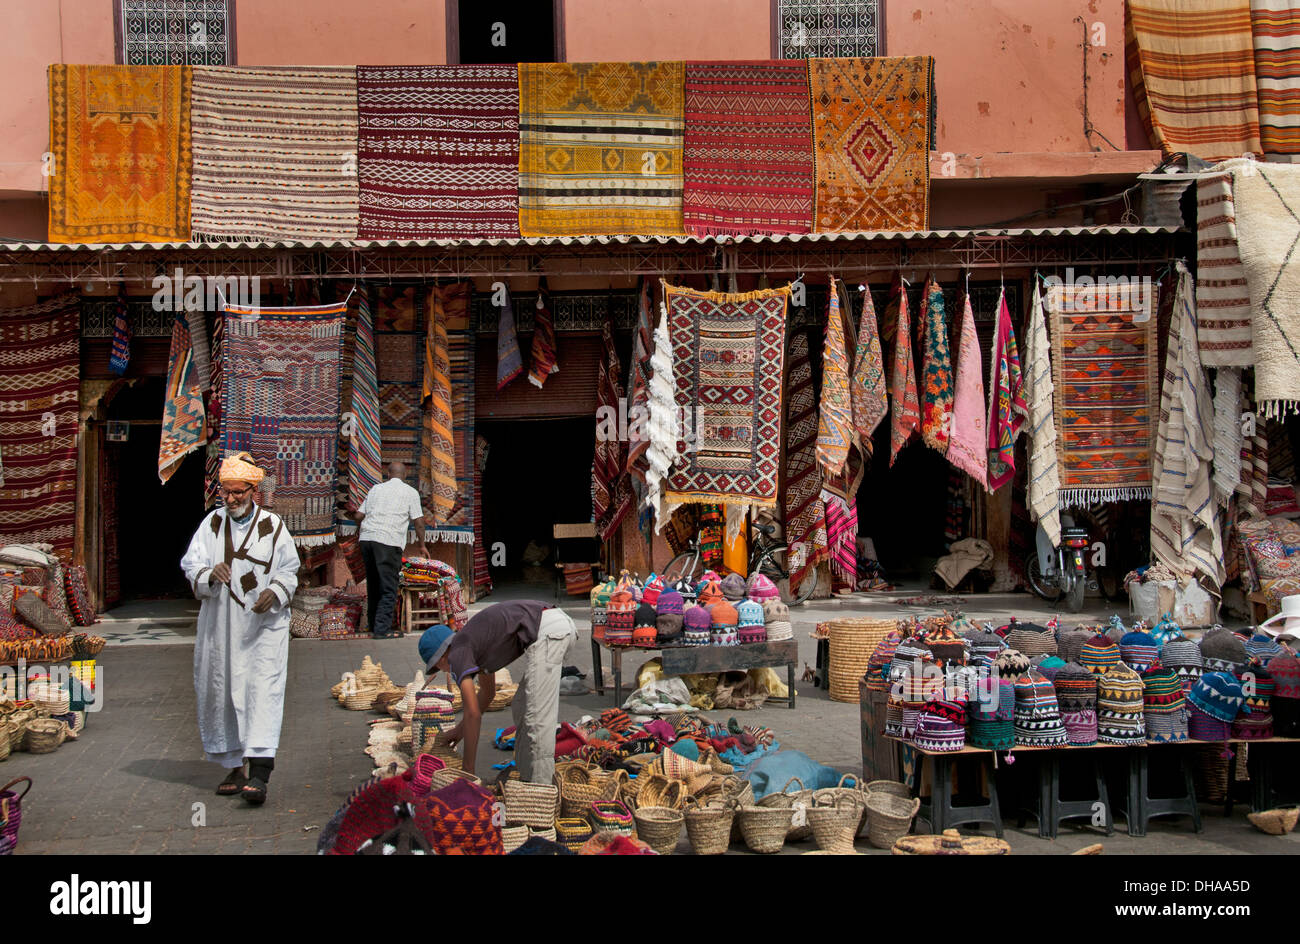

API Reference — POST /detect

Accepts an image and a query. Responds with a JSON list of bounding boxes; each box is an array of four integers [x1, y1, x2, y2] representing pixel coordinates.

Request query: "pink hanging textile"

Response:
[[986, 288, 1027, 492], [946, 292, 989, 488]]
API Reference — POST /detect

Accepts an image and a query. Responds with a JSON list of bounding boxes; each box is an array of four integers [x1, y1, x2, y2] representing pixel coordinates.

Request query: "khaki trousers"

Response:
[[512, 608, 577, 784]]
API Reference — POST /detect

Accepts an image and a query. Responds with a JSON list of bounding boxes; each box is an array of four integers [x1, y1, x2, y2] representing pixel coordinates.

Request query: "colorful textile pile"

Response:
[[682, 60, 813, 235], [662, 283, 789, 515], [190, 66, 358, 241], [220, 302, 346, 547], [919, 277, 954, 454], [1252, 0, 1300, 156], [47, 65, 192, 242], [808, 57, 933, 231], [884, 273, 920, 465], [528, 279, 559, 390], [356, 65, 519, 239], [1126, 0, 1262, 160], [1228, 157, 1300, 418], [593, 315, 634, 542], [817, 282, 853, 477], [1195, 170, 1255, 366], [422, 283, 457, 524], [1151, 262, 1225, 588], [986, 288, 1026, 493], [782, 332, 828, 591], [518, 62, 684, 236], [158, 312, 207, 484], [1048, 280, 1158, 506], [0, 296, 80, 555]]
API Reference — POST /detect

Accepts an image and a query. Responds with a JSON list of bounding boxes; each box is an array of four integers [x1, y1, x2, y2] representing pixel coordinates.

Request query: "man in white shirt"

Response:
[[351, 462, 428, 638]]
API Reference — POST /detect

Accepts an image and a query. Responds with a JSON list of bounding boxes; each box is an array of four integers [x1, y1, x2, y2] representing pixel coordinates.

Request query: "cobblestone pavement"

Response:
[[9, 589, 1287, 855]]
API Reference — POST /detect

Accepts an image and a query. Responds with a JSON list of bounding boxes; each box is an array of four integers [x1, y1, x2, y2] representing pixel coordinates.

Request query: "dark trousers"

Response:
[[360, 540, 403, 636]]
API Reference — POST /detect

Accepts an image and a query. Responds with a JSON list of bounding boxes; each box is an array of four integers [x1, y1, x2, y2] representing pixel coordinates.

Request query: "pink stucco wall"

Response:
[[236, 0, 446, 65], [563, 0, 771, 60]]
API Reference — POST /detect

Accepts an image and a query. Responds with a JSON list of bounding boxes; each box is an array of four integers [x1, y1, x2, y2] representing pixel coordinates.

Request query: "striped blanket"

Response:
[[191, 66, 359, 241], [1195, 171, 1254, 365], [0, 296, 80, 555], [518, 62, 684, 236], [1251, 0, 1300, 156], [1127, 0, 1262, 160], [784, 332, 828, 592]]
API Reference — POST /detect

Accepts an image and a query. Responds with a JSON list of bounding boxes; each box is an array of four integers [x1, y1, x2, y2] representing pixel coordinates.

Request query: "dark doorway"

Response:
[[454, 0, 559, 64], [104, 377, 206, 600], [479, 417, 596, 590]]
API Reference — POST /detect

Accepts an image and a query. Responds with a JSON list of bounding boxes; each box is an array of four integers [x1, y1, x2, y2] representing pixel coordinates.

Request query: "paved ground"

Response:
[[8, 585, 1287, 855]]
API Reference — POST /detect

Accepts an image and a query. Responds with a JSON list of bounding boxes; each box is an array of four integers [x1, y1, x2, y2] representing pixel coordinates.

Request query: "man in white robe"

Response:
[[180, 451, 300, 805]]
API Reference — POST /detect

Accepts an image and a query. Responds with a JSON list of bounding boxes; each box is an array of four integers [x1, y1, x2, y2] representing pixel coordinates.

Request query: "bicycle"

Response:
[[659, 522, 816, 606]]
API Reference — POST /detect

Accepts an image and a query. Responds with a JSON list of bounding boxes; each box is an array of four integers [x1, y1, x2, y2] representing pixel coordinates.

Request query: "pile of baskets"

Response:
[[331, 656, 403, 711], [0, 697, 81, 761], [827, 618, 899, 704]]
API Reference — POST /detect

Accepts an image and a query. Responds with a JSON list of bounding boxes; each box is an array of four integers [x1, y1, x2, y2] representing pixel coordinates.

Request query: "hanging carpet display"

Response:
[[784, 332, 829, 592], [528, 278, 560, 389], [883, 273, 920, 465], [919, 276, 954, 455], [158, 312, 207, 485], [987, 288, 1027, 493], [817, 281, 854, 478], [947, 290, 990, 489], [593, 315, 634, 542], [422, 283, 459, 527]]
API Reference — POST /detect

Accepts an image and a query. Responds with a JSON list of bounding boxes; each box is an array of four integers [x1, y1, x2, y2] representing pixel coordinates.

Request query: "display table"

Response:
[[591, 638, 799, 708]]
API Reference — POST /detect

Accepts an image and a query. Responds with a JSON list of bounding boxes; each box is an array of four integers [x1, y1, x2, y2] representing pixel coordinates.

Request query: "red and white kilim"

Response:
[[357, 65, 520, 239], [0, 295, 80, 555], [1196, 170, 1254, 366]]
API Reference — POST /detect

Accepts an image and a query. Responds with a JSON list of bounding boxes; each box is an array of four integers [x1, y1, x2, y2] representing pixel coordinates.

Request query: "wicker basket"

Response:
[[0, 725, 10, 762], [738, 804, 790, 854], [419, 731, 464, 769], [501, 825, 530, 853], [486, 685, 518, 711], [633, 806, 683, 855], [757, 776, 814, 841], [23, 719, 67, 754], [815, 774, 869, 837], [633, 774, 684, 811], [5, 716, 26, 753], [866, 793, 920, 849], [429, 767, 480, 791], [589, 800, 634, 837], [1248, 807, 1300, 835], [865, 779, 911, 799], [27, 682, 70, 716], [502, 780, 559, 829], [684, 797, 734, 855], [555, 817, 594, 852], [827, 617, 897, 703], [807, 796, 859, 853], [555, 764, 619, 819], [529, 826, 557, 843], [711, 777, 755, 844]]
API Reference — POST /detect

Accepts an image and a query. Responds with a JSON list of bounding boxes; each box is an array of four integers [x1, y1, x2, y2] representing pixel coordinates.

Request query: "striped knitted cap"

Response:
[[720, 573, 747, 602], [968, 717, 1015, 751], [867, 629, 903, 689], [697, 580, 724, 607], [747, 573, 780, 603], [736, 600, 764, 628], [1120, 631, 1160, 672], [993, 648, 1031, 679], [656, 588, 684, 617], [1008, 624, 1058, 659], [1054, 662, 1098, 712], [1034, 655, 1067, 682], [709, 601, 738, 628], [1059, 630, 1095, 664], [1013, 670, 1069, 747], [1096, 663, 1147, 744], [1142, 667, 1188, 743], [924, 626, 970, 667], [1187, 702, 1232, 741], [1080, 634, 1121, 674], [641, 574, 665, 606], [915, 699, 968, 752], [634, 603, 658, 629], [968, 628, 1007, 665], [971, 677, 1015, 722], [1160, 638, 1204, 671], [1237, 663, 1274, 713], [1269, 653, 1300, 699], [673, 578, 697, 604], [1187, 671, 1246, 723], [1245, 632, 1284, 666], [1200, 627, 1247, 673], [890, 637, 934, 680], [1014, 670, 1062, 715]]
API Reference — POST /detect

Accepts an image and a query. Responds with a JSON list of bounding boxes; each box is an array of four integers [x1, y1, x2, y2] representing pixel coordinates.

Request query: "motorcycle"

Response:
[[1025, 518, 1092, 613]]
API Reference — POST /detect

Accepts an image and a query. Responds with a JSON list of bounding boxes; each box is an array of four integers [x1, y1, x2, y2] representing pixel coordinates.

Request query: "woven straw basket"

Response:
[[814, 775, 868, 838], [684, 797, 734, 856], [1248, 807, 1299, 836], [502, 780, 559, 829], [756, 776, 814, 841], [501, 825, 530, 853], [633, 806, 683, 855], [806, 796, 859, 853], [429, 767, 480, 791], [633, 774, 684, 811], [555, 763, 619, 818], [828, 618, 897, 703], [589, 800, 634, 837], [23, 719, 68, 754], [866, 793, 920, 849], [738, 804, 789, 854]]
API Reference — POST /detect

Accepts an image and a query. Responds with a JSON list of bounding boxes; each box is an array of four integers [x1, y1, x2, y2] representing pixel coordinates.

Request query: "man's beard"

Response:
[[227, 501, 253, 520]]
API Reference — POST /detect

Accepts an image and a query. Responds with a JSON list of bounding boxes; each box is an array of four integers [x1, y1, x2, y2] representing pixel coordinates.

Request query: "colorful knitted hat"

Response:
[[1034, 655, 1067, 682], [1159, 637, 1204, 693], [1058, 630, 1094, 664], [1105, 615, 1129, 645], [763, 599, 793, 642], [968, 677, 1015, 749], [1187, 702, 1232, 741], [1245, 632, 1284, 667], [1142, 667, 1188, 743], [1233, 663, 1274, 739], [415, 777, 503, 855], [632, 603, 659, 648], [656, 588, 684, 617], [746, 573, 780, 603], [720, 573, 747, 602], [924, 626, 970, 667], [967, 627, 1007, 666], [673, 578, 697, 604], [656, 612, 683, 643], [605, 588, 636, 646], [1270, 652, 1300, 699], [1186, 671, 1245, 723], [1013, 670, 1069, 747], [683, 606, 711, 646], [1096, 663, 1146, 744], [993, 648, 1031, 680], [1200, 627, 1247, 674], [1150, 613, 1182, 646], [696, 579, 724, 607], [915, 699, 968, 752], [634, 603, 657, 629], [1080, 634, 1121, 675], [640, 574, 665, 607], [736, 599, 764, 628], [889, 637, 934, 683], [709, 601, 738, 629], [1120, 631, 1160, 673], [884, 694, 906, 739], [1054, 662, 1099, 745], [1008, 623, 1058, 659]]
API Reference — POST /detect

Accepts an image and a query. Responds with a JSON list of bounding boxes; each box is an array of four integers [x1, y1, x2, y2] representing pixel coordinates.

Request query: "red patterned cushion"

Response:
[[63, 564, 96, 627], [1258, 556, 1300, 579], [415, 778, 503, 855]]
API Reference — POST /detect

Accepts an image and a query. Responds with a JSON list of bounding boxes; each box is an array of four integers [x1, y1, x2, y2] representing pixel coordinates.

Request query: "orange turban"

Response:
[[218, 451, 265, 486]]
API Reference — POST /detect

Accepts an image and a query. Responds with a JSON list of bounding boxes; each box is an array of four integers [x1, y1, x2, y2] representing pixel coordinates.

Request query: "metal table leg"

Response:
[[592, 639, 604, 695], [612, 648, 623, 705]]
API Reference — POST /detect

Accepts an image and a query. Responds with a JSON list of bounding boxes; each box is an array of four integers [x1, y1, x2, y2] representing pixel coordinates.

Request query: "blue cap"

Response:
[[418, 624, 454, 672]]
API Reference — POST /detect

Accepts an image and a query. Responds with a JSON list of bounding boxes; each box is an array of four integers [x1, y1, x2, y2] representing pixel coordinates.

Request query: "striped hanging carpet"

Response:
[[626, 277, 655, 482], [884, 273, 920, 465], [1023, 283, 1062, 547], [987, 289, 1027, 493], [221, 302, 346, 548], [422, 283, 457, 525], [47, 65, 192, 242], [849, 280, 888, 453], [817, 281, 853, 478], [157, 312, 207, 485], [1151, 262, 1225, 588], [429, 282, 475, 546], [1126, 0, 1262, 160], [593, 314, 634, 542], [783, 331, 829, 592], [373, 286, 423, 484], [347, 286, 383, 512], [528, 278, 559, 389], [205, 305, 224, 509], [0, 296, 80, 555], [496, 291, 524, 390], [1195, 169, 1254, 366], [191, 66, 359, 241], [518, 62, 684, 236], [947, 291, 990, 489], [1251, 0, 1300, 157], [1048, 282, 1160, 507], [682, 60, 813, 235], [357, 65, 519, 239]]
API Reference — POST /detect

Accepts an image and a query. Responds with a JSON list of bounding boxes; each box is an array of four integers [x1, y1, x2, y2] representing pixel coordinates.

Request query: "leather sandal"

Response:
[[216, 769, 248, 796], [240, 777, 268, 805]]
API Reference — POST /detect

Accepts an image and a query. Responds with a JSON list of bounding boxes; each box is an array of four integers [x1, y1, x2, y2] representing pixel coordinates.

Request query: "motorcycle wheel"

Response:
[[1065, 572, 1087, 613], [1024, 552, 1062, 603]]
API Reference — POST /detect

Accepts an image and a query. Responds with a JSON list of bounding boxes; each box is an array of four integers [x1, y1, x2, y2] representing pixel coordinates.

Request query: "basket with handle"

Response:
[[555, 763, 619, 819], [866, 793, 920, 849], [429, 767, 481, 791], [0, 776, 31, 855], [683, 796, 734, 856], [501, 825, 530, 853], [633, 774, 684, 811], [555, 817, 593, 852], [633, 805, 683, 855], [24, 718, 68, 754], [737, 803, 790, 854], [756, 776, 814, 841], [502, 780, 559, 829], [806, 795, 859, 853], [814, 774, 869, 837], [588, 800, 634, 837], [0, 721, 13, 762]]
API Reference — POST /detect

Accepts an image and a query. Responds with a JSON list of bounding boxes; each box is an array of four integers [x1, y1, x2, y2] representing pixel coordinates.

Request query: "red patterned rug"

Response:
[[0, 295, 80, 555], [683, 60, 813, 235]]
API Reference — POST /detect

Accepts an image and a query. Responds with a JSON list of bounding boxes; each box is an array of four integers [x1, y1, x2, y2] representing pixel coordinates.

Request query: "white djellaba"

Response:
[[645, 299, 680, 531]]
